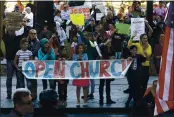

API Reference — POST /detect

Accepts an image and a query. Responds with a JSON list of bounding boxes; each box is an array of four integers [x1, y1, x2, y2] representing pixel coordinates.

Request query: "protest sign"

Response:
[[131, 18, 145, 41], [116, 23, 130, 35], [4, 12, 24, 31], [69, 6, 90, 19], [96, 13, 104, 21], [70, 14, 85, 26], [22, 60, 132, 80]]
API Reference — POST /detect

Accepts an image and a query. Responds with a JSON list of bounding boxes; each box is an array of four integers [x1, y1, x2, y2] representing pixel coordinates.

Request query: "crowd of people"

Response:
[[1, 1, 169, 117]]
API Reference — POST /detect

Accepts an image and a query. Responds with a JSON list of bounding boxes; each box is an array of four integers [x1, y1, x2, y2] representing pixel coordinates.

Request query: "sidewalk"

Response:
[[0, 76, 158, 108]]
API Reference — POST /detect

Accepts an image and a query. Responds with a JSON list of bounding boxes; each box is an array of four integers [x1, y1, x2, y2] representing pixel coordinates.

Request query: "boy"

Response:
[[125, 45, 147, 107], [14, 38, 33, 89]]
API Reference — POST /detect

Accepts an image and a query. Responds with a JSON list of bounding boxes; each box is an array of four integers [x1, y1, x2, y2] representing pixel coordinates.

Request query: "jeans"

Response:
[[27, 79, 37, 100], [6, 60, 17, 95], [42, 80, 56, 90], [90, 79, 95, 94], [99, 79, 111, 101], [142, 66, 150, 96], [115, 52, 121, 59], [16, 69, 25, 89]]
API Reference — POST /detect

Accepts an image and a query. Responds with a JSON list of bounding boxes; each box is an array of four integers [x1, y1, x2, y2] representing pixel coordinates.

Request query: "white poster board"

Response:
[[131, 18, 145, 41], [96, 13, 104, 21]]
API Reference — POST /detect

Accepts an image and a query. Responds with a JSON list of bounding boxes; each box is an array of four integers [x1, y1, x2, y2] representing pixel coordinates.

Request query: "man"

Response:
[[24, 7, 33, 29], [61, 4, 71, 31], [27, 29, 40, 101], [153, 1, 166, 19], [7, 88, 33, 117], [54, 10, 64, 26], [84, 18, 96, 33], [33, 89, 66, 117], [3, 30, 23, 99]]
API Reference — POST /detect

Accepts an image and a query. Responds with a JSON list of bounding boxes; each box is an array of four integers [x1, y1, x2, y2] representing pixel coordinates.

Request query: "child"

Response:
[[72, 44, 89, 108], [14, 38, 33, 89], [71, 36, 78, 55], [58, 47, 69, 107], [125, 45, 147, 107]]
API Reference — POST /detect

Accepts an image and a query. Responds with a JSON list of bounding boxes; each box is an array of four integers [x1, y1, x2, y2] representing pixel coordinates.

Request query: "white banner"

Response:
[[131, 18, 145, 41], [22, 60, 132, 80]]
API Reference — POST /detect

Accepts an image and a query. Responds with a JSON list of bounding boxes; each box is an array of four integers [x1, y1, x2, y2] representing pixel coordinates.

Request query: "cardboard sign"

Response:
[[70, 14, 85, 26], [69, 7, 90, 19], [22, 60, 132, 79], [131, 18, 145, 40], [116, 23, 130, 35], [4, 12, 24, 31]]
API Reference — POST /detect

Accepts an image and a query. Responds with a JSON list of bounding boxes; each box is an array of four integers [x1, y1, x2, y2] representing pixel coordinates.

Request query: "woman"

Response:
[[72, 44, 89, 107], [128, 33, 152, 96], [38, 38, 56, 90], [154, 33, 164, 74]]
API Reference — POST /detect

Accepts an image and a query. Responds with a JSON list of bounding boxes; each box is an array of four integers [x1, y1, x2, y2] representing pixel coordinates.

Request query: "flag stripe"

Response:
[[159, 27, 171, 100], [169, 59, 174, 101], [163, 28, 174, 100]]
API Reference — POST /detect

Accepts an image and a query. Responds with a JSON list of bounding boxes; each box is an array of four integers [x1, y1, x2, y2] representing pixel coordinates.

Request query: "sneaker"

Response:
[[7, 94, 11, 99], [76, 104, 80, 108], [123, 88, 130, 94], [81, 96, 84, 99], [88, 94, 94, 99], [106, 100, 116, 104], [83, 103, 88, 107]]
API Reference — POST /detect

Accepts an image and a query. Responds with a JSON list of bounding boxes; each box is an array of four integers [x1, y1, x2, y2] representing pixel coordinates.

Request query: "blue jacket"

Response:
[[38, 48, 56, 60], [72, 53, 88, 61]]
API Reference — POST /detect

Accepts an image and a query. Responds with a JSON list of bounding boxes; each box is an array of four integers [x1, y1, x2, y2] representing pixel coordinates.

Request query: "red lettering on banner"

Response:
[[59, 61, 65, 78], [121, 60, 126, 71], [100, 61, 111, 77], [80, 62, 89, 78], [34, 61, 45, 77], [53, 61, 60, 78]]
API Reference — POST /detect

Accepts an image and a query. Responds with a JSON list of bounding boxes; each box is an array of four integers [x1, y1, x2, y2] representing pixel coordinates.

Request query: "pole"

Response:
[[146, 1, 153, 26], [0, 1, 5, 40]]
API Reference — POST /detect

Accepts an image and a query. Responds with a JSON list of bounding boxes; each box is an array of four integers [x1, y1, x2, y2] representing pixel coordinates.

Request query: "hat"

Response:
[[40, 38, 49, 47]]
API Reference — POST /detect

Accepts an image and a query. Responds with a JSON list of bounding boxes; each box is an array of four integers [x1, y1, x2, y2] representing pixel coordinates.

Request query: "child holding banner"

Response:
[[72, 44, 89, 108], [58, 47, 69, 107], [14, 38, 33, 90]]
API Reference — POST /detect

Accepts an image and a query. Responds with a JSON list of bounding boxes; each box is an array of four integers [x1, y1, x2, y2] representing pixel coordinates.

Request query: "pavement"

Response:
[[0, 76, 158, 108]]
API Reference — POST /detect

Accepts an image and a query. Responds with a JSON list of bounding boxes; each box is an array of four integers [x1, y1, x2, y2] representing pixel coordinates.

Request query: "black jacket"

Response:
[[3, 34, 22, 60]]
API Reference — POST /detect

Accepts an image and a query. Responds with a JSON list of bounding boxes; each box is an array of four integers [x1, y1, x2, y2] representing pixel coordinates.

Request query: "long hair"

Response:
[[75, 44, 86, 55]]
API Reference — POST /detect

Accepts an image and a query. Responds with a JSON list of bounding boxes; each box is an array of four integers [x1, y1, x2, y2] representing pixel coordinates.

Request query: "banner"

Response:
[[131, 18, 145, 41], [22, 60, 132, 80], [115, 23, 130, 35], [70, 14, 85, 26], [69, 7, 90, 19], [4, 12, 24, 31]]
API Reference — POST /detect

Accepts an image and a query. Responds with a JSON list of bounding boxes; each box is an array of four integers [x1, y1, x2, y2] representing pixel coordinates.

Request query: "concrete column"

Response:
[[0, 1, 5, 40]]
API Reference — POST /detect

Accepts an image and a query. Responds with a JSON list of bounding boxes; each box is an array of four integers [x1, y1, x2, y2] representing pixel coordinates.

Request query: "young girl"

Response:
[[58, 47, 69, 107], [71, 36, 78, 55], [14, 38, 33, 89], [72, 44, 89, 108]]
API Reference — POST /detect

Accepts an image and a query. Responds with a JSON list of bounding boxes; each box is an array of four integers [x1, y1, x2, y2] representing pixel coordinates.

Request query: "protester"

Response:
[[84, 18, 96, 33], [15, 1, 24, 13], [26, 29, 40, 101], [125, 45, 147, 107], [99, 41, 116, 105], [39, 23, 52, 39], [154, 33, 164, 74], [71, 36, 78, 55], [24, 7, 34, 29], [58, 47, 69, 107], [72, 44, 89, 107], [128, 33, 152, 96], [7, 88, 33, 117], [14, 38, 33, 89], [38, 38, 56, 90], [26, 0, 35, 13], [54, 10, 64, 26], [55, 22, 67, 47], [61, 4, 71, 31], [3, 30, 23, 99], [153, 1, 166, 19]]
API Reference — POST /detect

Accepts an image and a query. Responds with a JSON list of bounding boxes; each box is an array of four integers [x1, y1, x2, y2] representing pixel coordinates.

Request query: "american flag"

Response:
[[154, 2, 174, 116]]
